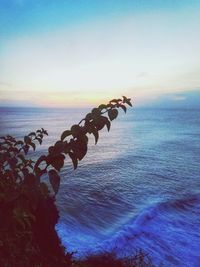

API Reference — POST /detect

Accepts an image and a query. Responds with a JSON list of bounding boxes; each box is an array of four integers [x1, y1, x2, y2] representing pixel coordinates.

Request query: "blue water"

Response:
[[1, 107, 200, 266]]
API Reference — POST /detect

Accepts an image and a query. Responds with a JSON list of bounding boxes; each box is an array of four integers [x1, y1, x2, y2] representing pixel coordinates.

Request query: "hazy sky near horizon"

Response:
[[0, 0, 200, 107]]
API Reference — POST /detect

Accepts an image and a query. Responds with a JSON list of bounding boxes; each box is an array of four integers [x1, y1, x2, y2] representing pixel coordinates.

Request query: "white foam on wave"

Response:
[[56, 195, 200, 266]]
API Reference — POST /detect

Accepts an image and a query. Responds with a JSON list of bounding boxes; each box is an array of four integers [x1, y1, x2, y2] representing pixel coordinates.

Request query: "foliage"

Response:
[[0, 97, 132, 267], [73, 250, 155, 267]]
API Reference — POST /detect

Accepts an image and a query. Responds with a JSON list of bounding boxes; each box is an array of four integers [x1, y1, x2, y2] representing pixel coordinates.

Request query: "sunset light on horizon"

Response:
[[0, 0, 200, 107]]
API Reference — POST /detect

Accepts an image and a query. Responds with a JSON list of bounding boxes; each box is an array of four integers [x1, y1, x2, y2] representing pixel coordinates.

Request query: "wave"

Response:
[[94, 195, 200, 267], [56, 195, 200, 267]]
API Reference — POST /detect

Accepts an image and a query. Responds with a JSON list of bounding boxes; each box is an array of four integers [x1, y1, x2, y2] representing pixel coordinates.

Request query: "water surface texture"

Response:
[[1, 107, 200, 266]]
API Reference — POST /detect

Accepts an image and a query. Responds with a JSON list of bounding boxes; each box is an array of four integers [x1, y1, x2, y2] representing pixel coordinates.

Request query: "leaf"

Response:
[[122, 96, 127, 103], [68, 152, 78, 169], [98, 104, 107, 110], [48, 146, 54, 154], [29, 142, 36, 151], [47, 154, 65, 171], [34, 155, 47, 170], [48, 169, 60, 195], [71, 137, 87, 161], [61, 130, 72, 141], [126, 98, 132, 106], [109, 99, 118, 104], [122, 96, 132, 106], [8, 146, 18, 153], [23, 145, 29, 154], [28, 132, 36, 137], [15, 140, 24, 146], [24, 136, 31, 144], [34, 167, 46, 179], [18, 154, 26, 163], [105, 118, 111, 131], [71, 124, 82, 137], [119, 104, 127, 113], [36, 138, 42, 145], [8, 157, 18, 168], [91, 127, 99, 144], [85, 113, 93, 121], [108, 109, 118, 121], [63, 142, 70, 154], [54, 140, 64, 154], [91, 108, 101, 117], [94, 116, 110, 131]]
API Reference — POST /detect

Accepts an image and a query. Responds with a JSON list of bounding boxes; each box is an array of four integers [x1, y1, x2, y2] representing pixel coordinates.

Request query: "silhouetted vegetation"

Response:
[[0, 96, 154, 266], [74, 250, 155, 267]]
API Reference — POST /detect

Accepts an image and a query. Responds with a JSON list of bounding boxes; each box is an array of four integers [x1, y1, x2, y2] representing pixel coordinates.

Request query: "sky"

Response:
[[0, 0, 200, 107]]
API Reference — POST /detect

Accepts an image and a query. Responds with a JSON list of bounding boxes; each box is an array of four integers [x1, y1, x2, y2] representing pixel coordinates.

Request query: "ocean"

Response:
[[1, 107, 200, 266]]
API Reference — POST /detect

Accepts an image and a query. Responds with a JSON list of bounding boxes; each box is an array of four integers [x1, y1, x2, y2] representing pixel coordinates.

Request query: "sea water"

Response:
[[1, 107, 200, 266]]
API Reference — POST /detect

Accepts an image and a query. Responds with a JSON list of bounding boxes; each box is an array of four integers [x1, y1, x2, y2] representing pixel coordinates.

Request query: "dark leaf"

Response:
[[119, 104, 127, 113], [101, 116, 111, 131], [122, 96, 132, 106], [28, 132, 36, 137], [91, 127, 99, 144], [36, 138, 42, 145], [18, 154, 26, 163], [48, 146, 54, 154], [85, 113, 93, 121], [34, 167, 46, 179], [71, 125, 82, 137], [63, 142, 70, 154], [68, 152, 78, 169], [91, 108, 101, 117], [47, 154, 65, 171], [8, 146, 19, 153], [71, 137, 87, 160], [122, 95, 127, 103], [48, 169, 60, 195], [94, 116, 110, 131], [108, 109, 118, 121], [98, 104, 107, 110], [29, 142, 36, 151], [126, 98, 132, 106], [109, 99, 118, 104], [23, 145, 29, 154], [15, 140, 24, 146], [8, 157, 18, 168], [24, 136, 31, 144], [34, 155, 47, 170], [54, 141, 65, 154], [61, 130, 72, 141]]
